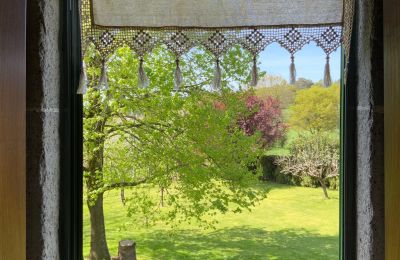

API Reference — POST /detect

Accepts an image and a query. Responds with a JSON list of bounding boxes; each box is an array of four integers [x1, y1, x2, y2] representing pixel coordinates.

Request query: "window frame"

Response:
[[60, 0, 83, 259], [340, 47, 357, 260], [59, 0, 357, 259]]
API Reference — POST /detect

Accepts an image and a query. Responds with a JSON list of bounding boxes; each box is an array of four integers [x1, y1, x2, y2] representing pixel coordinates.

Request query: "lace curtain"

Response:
[[78, 0, 354, 93]]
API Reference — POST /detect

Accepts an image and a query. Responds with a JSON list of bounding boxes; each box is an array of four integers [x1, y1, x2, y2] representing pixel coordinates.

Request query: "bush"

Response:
[[260, 156, 277, 181], [260, 155, 339, 190], [328, 177, 340, 190], [276, 132, 340, 199], [259, 156, 294, 184]]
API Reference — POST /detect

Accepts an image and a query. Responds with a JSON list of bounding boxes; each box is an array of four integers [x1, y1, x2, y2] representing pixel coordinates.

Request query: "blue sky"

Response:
[[258, 43, 341, 83]]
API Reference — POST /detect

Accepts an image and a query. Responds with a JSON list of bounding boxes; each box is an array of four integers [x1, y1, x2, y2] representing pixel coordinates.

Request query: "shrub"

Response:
[[276, 133, 340, 198], [260, 155, 339, 190]]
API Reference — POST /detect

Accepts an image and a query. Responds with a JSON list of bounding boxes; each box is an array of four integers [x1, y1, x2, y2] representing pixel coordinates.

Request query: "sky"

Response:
[[258, 42, 341, 83]]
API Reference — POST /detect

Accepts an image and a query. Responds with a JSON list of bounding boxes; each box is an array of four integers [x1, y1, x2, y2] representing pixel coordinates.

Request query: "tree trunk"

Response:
[[319, 179, 330, 199], [120, 188, 126, 205], [85, 89, 112, 259], [89, 192, 111, 260], [160, 187, 164, 207], [118, 240, 136, 260]]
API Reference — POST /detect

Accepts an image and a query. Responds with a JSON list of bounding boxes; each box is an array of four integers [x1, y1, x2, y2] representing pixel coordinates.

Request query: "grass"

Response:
[[266, 130, 299, 156], [83, 183, 339, 259], [266, 128, 340, 157]]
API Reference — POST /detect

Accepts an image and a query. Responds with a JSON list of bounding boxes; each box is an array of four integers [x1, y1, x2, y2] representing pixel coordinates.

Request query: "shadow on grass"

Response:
[[137, 226, 339, 260], [252, 182, 294, 193]]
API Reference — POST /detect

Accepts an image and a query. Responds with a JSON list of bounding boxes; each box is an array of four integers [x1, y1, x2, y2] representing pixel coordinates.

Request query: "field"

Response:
[[83, 183, 339, 259]]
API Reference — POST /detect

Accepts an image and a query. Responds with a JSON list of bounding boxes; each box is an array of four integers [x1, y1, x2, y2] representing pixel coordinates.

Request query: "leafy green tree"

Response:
[[288, 84, 340, 133], [256, 85, 298, 109], [276, 133, 339, 198], [83, 46, 270, 258], [294, 78, 313, 89]]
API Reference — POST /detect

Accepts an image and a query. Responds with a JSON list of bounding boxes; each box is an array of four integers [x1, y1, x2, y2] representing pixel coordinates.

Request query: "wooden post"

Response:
[[118, 240, 136, 260], [0, 0, 26, 258], [384, 0, 400, 258]]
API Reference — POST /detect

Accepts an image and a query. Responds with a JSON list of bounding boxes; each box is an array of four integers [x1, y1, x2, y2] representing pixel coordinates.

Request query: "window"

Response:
[[58, 1, 356, 258]]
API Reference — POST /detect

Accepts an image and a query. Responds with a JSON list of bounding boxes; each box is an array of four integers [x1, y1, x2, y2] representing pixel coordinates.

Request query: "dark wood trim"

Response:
[[384, 0, 400, 258], [0, 0, 26, 258]]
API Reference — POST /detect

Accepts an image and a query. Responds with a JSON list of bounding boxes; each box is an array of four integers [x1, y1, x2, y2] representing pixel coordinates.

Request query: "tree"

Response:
[[289, 84, 340, 133], [237, 95, 286, 147], [276, 133, 339, 198], [294, 78, 313, 89], [83, 46, 268, 258], [255, 85, 297, 109], [256, 73, 287, 88]]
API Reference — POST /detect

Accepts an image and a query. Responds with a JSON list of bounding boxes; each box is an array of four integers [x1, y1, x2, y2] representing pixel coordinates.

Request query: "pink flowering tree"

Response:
[[237, 95, 286, 147]]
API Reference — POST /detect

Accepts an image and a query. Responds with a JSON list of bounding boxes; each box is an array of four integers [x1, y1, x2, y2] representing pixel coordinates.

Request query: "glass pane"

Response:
[[82, 44, 341, 259]]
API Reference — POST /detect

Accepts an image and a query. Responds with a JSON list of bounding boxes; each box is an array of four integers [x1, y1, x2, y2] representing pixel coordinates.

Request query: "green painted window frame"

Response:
[[60, 0, 84, 258], [339, 47, 357, 259]]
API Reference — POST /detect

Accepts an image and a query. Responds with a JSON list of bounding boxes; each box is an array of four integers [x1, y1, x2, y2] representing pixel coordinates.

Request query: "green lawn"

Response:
[[83, 183, 339, 259], [266, 129, 340, 157], [266, 130, 299, 156]]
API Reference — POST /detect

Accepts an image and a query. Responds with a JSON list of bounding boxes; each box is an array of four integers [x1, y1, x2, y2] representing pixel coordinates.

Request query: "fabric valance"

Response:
[[92, 0, 343, 28], [78, 0, 354, 93]]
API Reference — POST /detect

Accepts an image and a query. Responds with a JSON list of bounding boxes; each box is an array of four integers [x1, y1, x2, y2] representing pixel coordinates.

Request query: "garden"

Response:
[[82, 45, 340, 259], [83, 184, 339, 259]]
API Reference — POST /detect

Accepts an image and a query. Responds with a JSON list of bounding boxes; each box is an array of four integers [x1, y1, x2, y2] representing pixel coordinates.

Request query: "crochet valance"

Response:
[[78, 0, 354, 93]]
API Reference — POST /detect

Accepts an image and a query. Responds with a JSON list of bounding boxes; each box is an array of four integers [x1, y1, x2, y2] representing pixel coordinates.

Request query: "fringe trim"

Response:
[[250, 56, 258, 87], [324, 56, 332, 87], [77, 61, 88, 94], [213, 59, 221, 90], [174, 58, 183, 91], [289, 55, 296, 85], [138, 58, 150, 88], [96, 60, 109, 90]]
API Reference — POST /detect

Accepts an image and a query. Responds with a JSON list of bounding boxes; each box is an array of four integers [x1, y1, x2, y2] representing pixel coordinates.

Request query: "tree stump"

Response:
[[118, 240, 136, 260]]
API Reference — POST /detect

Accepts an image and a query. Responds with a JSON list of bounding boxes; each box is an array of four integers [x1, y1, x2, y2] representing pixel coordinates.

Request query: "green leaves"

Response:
[[289, 84, 340, 133], [83, 44, 267, 228]]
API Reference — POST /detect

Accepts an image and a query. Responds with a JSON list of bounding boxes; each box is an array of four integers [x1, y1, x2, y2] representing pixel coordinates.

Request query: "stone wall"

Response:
[[27, 0, 61, 259], [350, 0, 385, 258]]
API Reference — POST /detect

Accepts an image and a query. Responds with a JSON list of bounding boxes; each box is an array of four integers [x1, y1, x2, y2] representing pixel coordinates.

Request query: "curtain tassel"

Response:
[[138, 58, 150, 88], [77, 61, 88, 94], [174, 58, 183, 91], [324, 55, 332, 87], [96, 60, 109, 90], [289, 55, 296, 85], [213, 58, 222, 90], [250, 56, 258, 87]]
